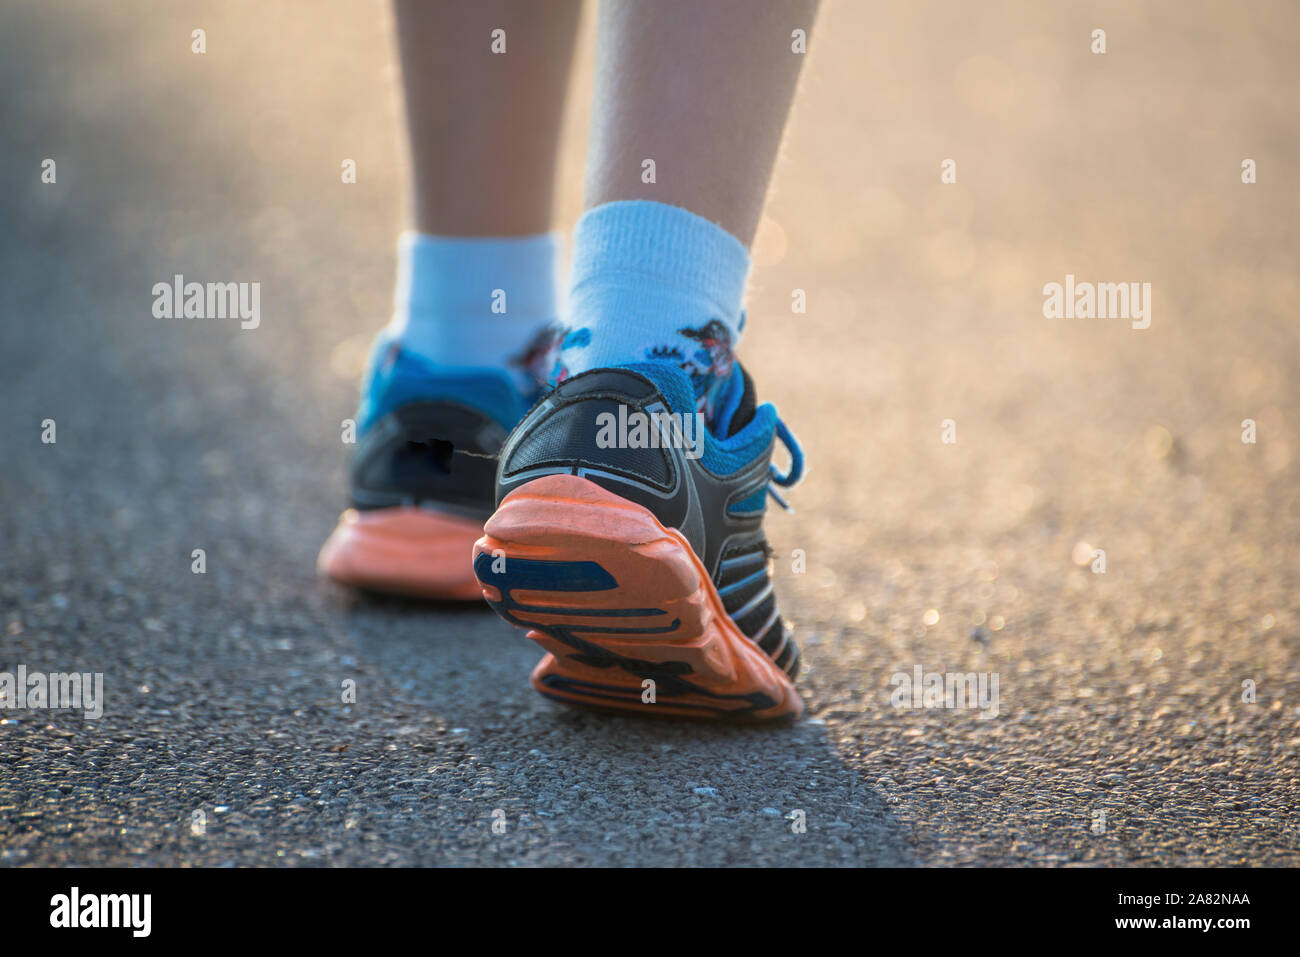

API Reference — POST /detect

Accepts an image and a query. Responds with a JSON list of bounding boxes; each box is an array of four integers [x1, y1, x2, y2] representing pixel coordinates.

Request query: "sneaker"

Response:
[[472, 362, 804, 720], [318, 334, 533, 600]]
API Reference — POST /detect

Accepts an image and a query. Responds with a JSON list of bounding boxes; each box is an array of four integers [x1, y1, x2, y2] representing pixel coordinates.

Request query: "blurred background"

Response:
[[1, 0, 1296, 866]]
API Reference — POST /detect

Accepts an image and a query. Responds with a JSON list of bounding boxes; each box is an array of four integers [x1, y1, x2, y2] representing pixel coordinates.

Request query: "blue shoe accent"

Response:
[[357, 333, 533, 436], [474, 554, 618, 594], [619, 360, 803, 506]]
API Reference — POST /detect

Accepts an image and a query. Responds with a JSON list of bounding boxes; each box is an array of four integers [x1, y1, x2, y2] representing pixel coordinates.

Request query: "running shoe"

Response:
[[472, 361, 804, 720], [318, 334, 532, 599]]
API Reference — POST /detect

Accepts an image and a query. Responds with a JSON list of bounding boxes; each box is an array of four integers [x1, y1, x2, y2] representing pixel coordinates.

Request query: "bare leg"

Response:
[[394, 0, 583, 236], [583, 0, 818, 246]]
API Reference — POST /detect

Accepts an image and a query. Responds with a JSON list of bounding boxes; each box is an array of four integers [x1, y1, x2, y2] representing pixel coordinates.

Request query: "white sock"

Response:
[[387, 231, 561, 395]]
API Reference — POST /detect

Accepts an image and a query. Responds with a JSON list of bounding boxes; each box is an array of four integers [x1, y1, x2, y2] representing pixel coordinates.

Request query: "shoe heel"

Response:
[[318, 507, 485, 600], [472, 474, 801, 721]]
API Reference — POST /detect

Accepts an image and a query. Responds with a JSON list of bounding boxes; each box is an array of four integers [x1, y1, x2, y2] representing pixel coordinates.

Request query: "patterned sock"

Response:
[[386, 231, 561, 395], [552, 200, 750, 421]]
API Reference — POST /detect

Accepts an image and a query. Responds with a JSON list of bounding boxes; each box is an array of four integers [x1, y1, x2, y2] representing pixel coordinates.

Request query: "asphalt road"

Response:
[[2, 1, 1297, 866]]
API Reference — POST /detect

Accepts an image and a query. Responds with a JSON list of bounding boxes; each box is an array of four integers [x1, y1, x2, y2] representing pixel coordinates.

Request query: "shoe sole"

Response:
[[472, 474, 802, 722], [318, 507, 485, 601]]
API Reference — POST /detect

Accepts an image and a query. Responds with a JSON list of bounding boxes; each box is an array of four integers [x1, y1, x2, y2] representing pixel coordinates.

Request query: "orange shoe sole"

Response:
[[472, 474, 802, 722], [318, 506, 485, 601]]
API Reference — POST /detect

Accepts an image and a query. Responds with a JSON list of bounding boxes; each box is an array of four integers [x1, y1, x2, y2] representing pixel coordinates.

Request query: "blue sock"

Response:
[[386, 231, 561, 396], [554, 201, 750, 421]]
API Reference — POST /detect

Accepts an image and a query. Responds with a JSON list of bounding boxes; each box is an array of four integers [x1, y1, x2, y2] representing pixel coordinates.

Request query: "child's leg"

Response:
[[555, 0, 818, 412], [319, 1, 582, 600], [395, 0, 581, 237], [388, 0, 582, 393], [585, 0, 816, 246]]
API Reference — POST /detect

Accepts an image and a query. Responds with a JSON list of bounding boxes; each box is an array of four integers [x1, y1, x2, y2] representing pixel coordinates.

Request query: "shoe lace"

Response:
[[767, 417, 805, 512]]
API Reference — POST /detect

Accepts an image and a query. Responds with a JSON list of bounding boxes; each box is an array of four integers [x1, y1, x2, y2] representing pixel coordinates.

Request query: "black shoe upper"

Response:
[[495, 367, 800, 677], [349, 400, 505, 520]]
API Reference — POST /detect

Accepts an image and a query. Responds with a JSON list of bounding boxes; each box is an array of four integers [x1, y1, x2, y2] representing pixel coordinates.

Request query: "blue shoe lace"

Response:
[[767, 417, 805, 511]]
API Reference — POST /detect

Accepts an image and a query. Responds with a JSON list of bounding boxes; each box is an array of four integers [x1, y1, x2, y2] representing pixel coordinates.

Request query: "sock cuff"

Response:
[[395, 230, 561, 320], [569, 201, 751, 331]]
